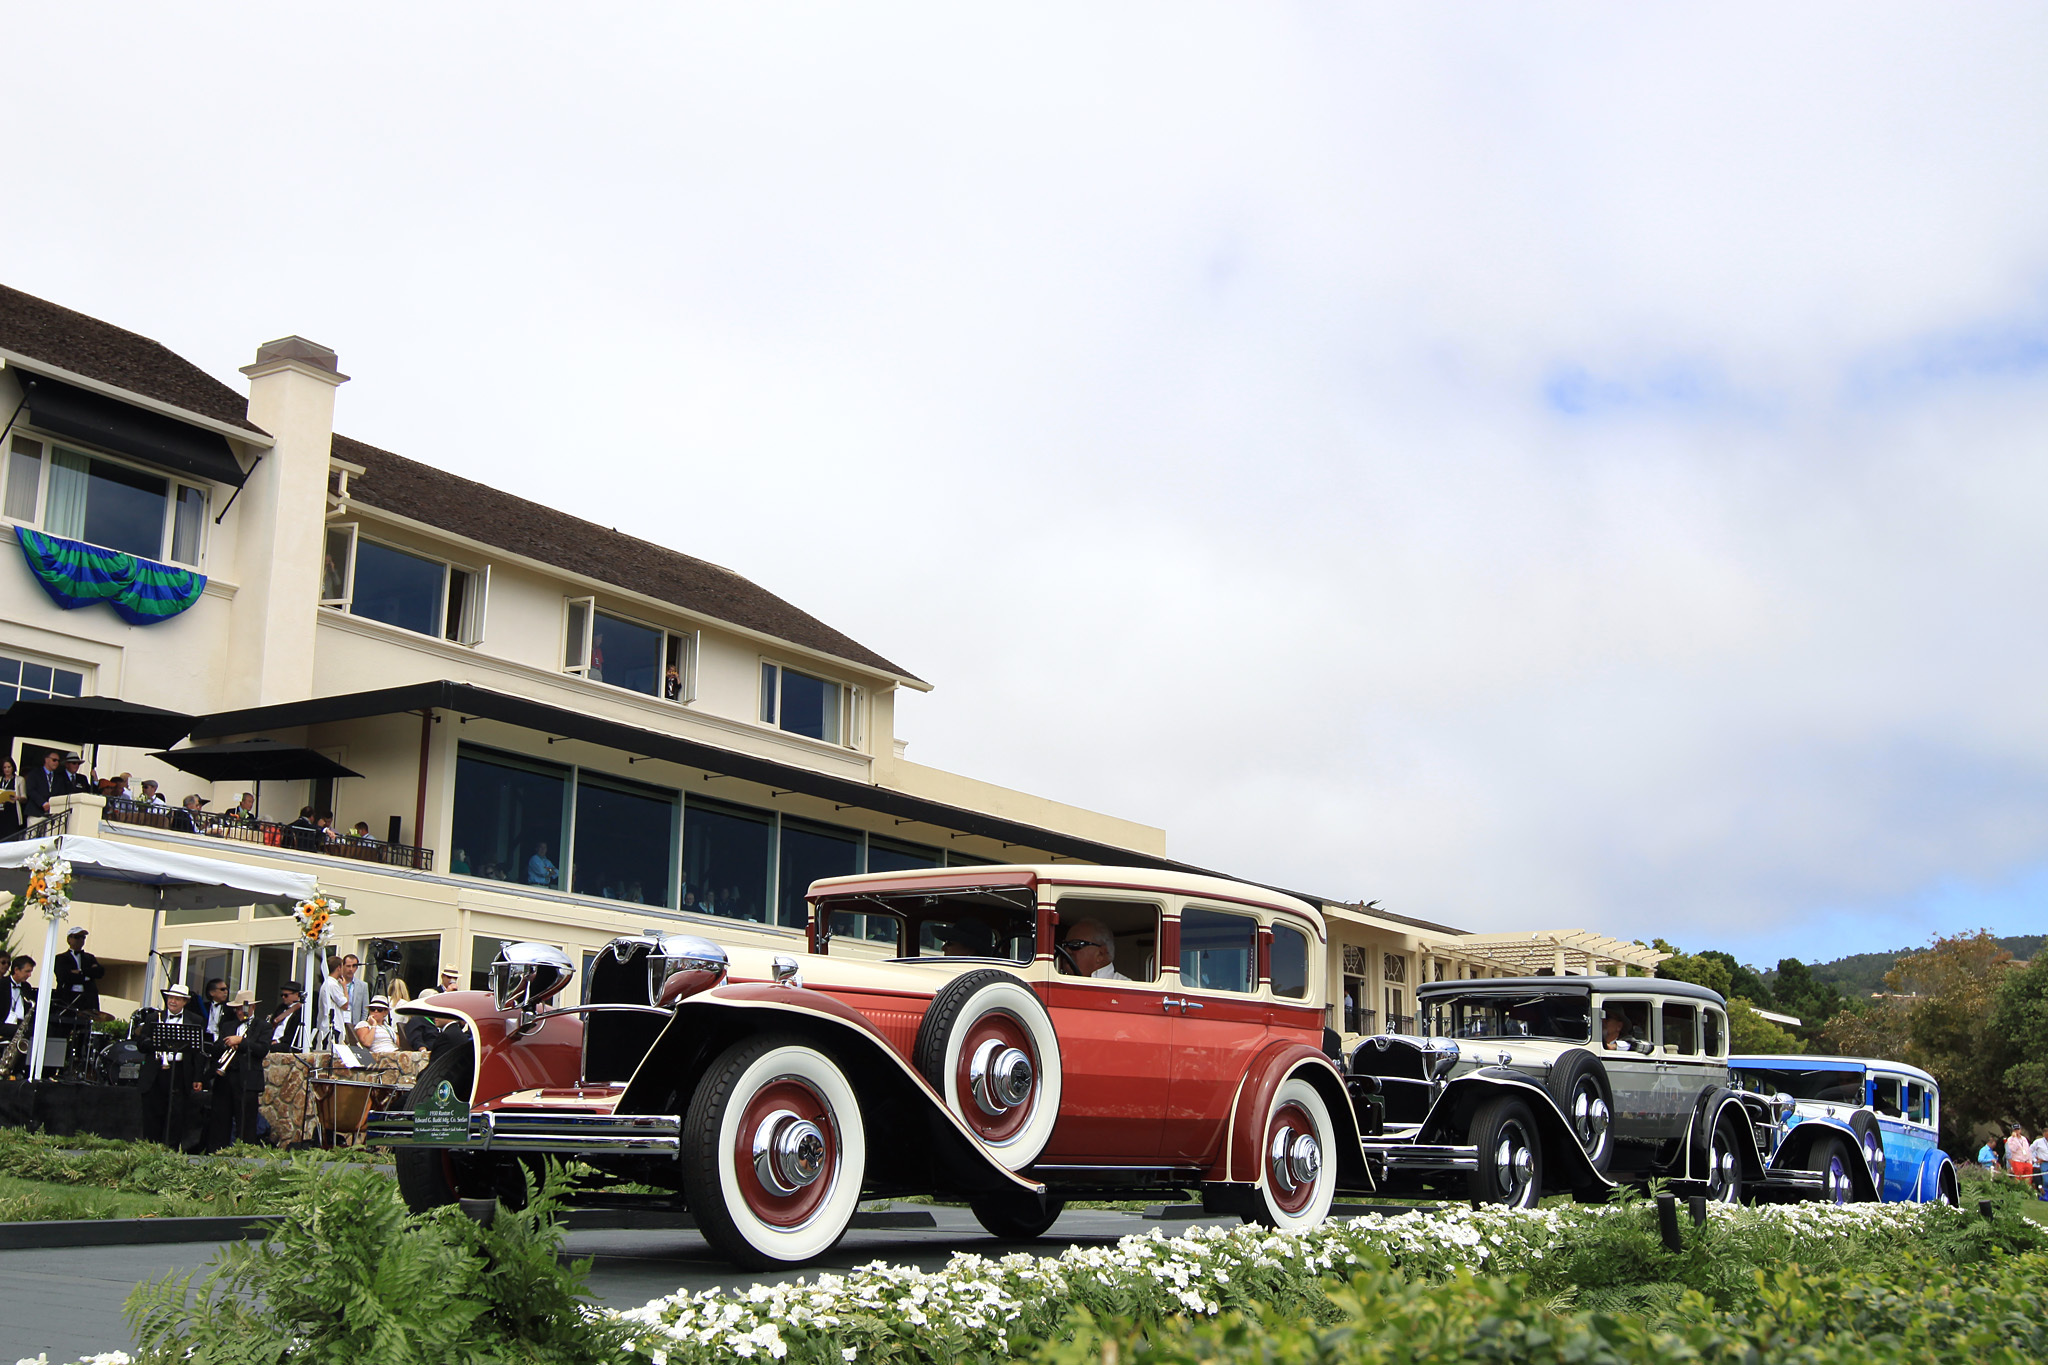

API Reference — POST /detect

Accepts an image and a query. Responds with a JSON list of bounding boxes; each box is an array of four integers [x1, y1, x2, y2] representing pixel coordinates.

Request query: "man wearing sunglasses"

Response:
[[1057, 919, 1130, 981]]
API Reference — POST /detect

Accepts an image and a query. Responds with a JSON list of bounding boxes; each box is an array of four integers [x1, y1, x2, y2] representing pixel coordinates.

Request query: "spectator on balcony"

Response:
[[138, 778, 167, 807], [170, 794, 208, 834], [287, 806, 321, 852], [526, 841, 558, 888], [57, 753, 93, 796], [450, 848, 470, 876], [664, 664, 683, 701], [0, 758, 22, 838], [349, 820, 374, 843], [228, 792, 257, 825]]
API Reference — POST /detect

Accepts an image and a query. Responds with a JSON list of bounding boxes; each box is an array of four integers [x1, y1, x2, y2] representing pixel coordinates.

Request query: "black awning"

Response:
[[14, 369, 249, 488], [190, 680, 1227, 878]]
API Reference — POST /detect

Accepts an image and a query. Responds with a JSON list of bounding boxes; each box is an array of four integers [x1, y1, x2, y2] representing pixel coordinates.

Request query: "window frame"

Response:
[[561, 597, 698, 703], [0, 648, 90, 708], [1176, 902, 1260, 996], [1, 431, 212, 567], [321, 523, 485, 644], [758, 659, 862, 748]]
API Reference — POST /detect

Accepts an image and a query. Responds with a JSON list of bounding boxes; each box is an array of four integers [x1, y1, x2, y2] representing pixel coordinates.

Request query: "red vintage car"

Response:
[[369, 865, 1370, 1268]]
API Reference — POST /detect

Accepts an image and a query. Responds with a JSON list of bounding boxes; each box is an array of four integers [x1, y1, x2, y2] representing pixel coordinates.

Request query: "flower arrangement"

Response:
[[290, 892, 348, 944], [23, 846, 71, 925]]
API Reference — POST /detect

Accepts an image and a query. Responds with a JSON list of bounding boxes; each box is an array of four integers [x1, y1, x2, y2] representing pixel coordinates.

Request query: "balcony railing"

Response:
[[18, 809, 70, 841], [101, 797, 435, 871]]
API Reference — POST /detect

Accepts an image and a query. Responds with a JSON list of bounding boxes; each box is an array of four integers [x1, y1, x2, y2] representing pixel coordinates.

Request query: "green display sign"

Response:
[[413, 1078, 471, 1145]]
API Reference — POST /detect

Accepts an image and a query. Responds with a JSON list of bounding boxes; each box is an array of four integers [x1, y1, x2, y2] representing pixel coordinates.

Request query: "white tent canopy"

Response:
[[0, 835, 319, 1082]]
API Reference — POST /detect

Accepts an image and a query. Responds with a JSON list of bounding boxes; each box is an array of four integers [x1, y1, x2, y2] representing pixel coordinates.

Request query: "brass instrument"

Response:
[[0, 997, 32, 1079]]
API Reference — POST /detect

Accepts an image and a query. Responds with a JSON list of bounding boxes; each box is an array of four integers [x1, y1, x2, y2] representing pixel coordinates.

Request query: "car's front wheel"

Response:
[[1704, 1114, 1745, 1204], [1936, 1164, 1959, 1206], [1468, 1095, 1543, 1208], [1241, 1076, 1339, 1230], [680, 1034, 867, 1270], [1804, 1132, 1857, 1204], [395, 1043, 488, 1213]]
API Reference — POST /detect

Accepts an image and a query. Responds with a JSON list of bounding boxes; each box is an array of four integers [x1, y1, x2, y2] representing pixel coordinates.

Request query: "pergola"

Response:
[[1423, 929, 1667, 978]]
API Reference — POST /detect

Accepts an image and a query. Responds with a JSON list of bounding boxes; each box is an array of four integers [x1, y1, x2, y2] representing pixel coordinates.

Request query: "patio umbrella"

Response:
[[150, 737, 363, 818], [3, 697, 197, 776]]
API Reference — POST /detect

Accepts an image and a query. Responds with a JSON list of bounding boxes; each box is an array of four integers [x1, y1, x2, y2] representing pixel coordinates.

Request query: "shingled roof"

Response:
[[0, 283, 266, 435], [334, 434, 921, 683]]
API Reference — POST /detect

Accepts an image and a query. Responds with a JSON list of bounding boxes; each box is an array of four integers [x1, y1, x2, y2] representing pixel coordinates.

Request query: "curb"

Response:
[[0, 1215, 283, 1250]]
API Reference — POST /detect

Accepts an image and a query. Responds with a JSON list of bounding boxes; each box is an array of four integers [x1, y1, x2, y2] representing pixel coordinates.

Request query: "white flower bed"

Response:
[[619, 1200, 1944, 1364]]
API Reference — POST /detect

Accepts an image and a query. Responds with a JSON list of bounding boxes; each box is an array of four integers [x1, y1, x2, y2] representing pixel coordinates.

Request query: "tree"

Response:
[[1989, 955, 2048, 1133], [1816, 996, 1911, 1061], [1652, 940, 1732, 997], [1886, 930, 2015, 1150], [1701, 950, 1775, 1011], [1727, 998, 1803, 1054], [1772, 958, 1848, 1042]]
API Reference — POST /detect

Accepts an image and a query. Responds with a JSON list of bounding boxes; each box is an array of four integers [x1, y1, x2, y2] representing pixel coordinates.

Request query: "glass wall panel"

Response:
[[450, 745, 569, 889], [778, 819, 860, 930], [352, 540, 445, 635], [681, 797, 773, 923], [572, 772, 676, 906], [81, 456, 168, 557], [592, 612, 662, 695]]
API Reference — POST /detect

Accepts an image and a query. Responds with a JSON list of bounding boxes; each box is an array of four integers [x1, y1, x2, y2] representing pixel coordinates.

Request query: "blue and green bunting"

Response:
[[15, 527, 208, 626]]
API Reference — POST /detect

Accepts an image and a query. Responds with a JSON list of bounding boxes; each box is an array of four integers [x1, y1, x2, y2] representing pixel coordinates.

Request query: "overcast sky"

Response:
[[9, 5, 2047, 967]]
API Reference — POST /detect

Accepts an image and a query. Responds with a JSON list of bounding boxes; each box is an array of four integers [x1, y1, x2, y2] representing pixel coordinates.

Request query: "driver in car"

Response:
[[1601, 1006, 1642, 1051], [1057, 919, 1129, 981]]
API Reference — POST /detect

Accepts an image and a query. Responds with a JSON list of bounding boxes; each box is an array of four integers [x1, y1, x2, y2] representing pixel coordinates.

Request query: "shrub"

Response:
[[123, 1161, 643, 1365]]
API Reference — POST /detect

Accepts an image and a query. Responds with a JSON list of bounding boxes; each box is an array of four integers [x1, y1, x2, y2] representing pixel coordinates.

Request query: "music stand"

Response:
[[147, 1022, 206, 1149]]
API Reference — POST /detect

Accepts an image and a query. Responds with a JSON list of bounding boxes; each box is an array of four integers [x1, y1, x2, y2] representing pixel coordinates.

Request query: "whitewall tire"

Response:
[[1242, 1075, 1338, 1231], [913, 970, 1062, 1170]]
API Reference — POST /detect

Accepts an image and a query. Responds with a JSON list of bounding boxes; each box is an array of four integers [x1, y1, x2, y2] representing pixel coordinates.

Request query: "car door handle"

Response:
[[1160, 997, 1205, 1013]]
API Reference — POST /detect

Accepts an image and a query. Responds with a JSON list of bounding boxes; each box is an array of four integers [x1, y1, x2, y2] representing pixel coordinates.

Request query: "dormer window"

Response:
[[760, 662, 861, 747], [321, 523, 486, 643]]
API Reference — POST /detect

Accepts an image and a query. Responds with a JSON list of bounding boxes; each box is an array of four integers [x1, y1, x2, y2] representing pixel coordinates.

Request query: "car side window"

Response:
[[1702, 1007, 1724, 1058], [1660, 1003, 1698, 1055], [1270, 921, 1310, 999], [1905, 1082, 1928, 1126], [1179, 905, 1256, 994], [1870, 1076, 1902, 1117], [1052, 896, 1160, 982], [1596, 997, 1652, 1052]]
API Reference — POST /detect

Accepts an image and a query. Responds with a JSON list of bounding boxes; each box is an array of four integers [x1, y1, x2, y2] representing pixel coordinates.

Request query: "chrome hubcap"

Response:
[[1572, 1088, 1610, 1158], [1494, 1127, 1534, 1200], [969, 1040, 1034, 1116], [1711, 1138, 1737, 1201], [1270, 1124, 1322, 1192], [751, 1109, 827, 1194], [1827, 1157, 1850, 1204]]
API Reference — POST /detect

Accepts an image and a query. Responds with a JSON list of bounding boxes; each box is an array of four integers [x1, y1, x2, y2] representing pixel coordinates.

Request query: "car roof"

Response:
[[1730, 1054, 1939, 1087], [807, 863, 1327, 936], [1415, 974, 1728, 1007]]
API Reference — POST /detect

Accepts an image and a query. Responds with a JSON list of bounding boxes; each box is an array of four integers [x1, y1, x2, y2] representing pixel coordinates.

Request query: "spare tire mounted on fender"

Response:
[[914, 968, 1062, 1169]]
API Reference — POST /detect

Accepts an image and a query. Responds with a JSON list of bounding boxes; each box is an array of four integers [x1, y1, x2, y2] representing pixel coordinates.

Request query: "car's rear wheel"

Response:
[[1936, 1164, 1959, 1206], [1468, 1096, 1542, 1209], [681, 1035, 866, 1270], [1240, 1076, 1338, 1230], [1804, 1133, 1857, 1204], [968, 1190, 1066, 1240], [913, 969, 1061, 1170], [1545, 1051, 1613, 1175], [1704, 1114, 1745, 1204]]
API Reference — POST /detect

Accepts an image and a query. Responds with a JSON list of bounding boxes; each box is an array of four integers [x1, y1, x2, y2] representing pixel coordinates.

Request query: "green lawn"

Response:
[[0, 1172, 207, 1221]]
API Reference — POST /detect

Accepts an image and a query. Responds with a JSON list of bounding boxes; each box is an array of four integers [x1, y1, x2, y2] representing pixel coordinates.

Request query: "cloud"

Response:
[[4, 3, 2047, 964]]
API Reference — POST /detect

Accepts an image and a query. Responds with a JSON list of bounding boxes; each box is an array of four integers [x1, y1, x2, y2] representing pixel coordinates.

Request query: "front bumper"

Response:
[[366, 1109, 683, 1156]]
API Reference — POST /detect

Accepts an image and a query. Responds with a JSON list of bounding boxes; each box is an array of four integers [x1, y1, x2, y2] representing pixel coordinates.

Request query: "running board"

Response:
[[1360, 1140, 1480, 1173]]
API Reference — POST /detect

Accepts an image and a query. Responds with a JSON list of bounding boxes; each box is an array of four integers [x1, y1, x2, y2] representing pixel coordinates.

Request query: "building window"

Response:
[[449, 745, 569, 888], [2, 437, 209, 565], [0, 651, 86, 706], [777, 818, 860, 931], [563, 597, 696, 701], [571, 771, 676, 907], [681, 796, 774, 923], [1383, 952, 1407, 984], [1271, 922, 1309, 999], [322, 524, 485, 643], [760, 662, 860, 746]]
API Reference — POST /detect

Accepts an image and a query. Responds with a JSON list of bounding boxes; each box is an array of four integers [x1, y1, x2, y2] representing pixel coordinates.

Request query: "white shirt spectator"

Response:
[[2032, 1135, 2048, 1169], [319, 974, 352, 1043]]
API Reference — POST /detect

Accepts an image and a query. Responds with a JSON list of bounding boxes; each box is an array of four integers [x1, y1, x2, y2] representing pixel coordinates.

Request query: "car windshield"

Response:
[[1424, 992, 1591, 1043], [1731, 1065, 1866, 1103], [812, 885, 1037, 963]]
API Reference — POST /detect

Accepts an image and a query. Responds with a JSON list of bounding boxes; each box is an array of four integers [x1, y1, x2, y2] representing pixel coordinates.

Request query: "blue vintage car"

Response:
[[1730, 1054, 1958, 1205]]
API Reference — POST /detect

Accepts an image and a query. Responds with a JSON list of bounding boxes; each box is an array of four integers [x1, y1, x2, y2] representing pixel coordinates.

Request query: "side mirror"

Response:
[[490, 942, 574, 1017]]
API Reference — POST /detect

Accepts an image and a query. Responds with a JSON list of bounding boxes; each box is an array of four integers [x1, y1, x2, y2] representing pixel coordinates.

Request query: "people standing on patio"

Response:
[[24, 750, 62, 816], [204, 990, 260, 1152], [56, 753, 92, 796], [140, 984, 205, 1151], [318, 956, 352, 1047], [0, 757, 23, 837]]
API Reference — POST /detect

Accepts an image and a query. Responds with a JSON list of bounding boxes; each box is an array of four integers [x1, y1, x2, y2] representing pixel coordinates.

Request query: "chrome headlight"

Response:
[[490, 942, 575, 1014], [652, 934, 729, 1006], [1429, 1040, 1462, 1080]]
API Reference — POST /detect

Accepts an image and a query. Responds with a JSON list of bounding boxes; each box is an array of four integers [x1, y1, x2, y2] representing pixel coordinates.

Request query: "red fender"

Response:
[[1219, 1040, 1355, 1184], [394, 991, 584, 1106]]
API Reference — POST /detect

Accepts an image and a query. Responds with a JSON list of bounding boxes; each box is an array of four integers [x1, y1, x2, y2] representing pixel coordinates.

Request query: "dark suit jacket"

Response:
[[53, 948, 105, 1014], [23, 765, 63, 815], [265, 1008, 305, 1053], [0, 976, 34, 1027]]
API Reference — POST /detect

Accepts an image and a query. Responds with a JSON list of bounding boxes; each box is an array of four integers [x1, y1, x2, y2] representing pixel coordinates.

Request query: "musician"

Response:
[[200, 977, 232, 1043], [1, 956, 34, 1043], [138, 984, 205, 1151], [53, 927, 107, 1018], [266, 983, 306, 1053], [204, 990, 263, 1152]]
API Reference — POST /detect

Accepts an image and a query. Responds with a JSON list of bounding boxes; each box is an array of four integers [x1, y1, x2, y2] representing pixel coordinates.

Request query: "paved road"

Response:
[[0, 1207, 1222, 1362]]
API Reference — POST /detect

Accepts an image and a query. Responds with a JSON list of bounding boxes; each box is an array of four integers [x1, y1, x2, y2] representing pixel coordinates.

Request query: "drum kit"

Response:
[[0, 1002, 144, 1084]]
